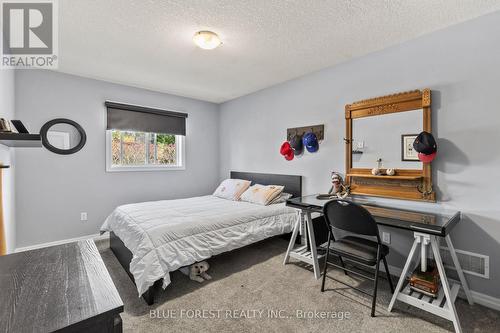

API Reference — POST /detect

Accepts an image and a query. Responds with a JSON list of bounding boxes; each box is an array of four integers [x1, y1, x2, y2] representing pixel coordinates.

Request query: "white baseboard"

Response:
[[382, 263, 500, 311], [467, 290, 500, 311], [15, 233, 108, 252]]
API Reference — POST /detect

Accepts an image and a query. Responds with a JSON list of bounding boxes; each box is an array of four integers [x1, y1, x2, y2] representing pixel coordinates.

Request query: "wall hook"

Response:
[[287, 124, 324, 141], [417, 183, 434, 196]]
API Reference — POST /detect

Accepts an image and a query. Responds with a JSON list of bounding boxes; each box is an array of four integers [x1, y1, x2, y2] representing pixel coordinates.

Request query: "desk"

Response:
[[284, 195, 472, 333]]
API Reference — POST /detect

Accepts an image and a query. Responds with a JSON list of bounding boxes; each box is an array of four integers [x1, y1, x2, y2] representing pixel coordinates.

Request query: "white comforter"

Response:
[[101, 195, 298, 295]]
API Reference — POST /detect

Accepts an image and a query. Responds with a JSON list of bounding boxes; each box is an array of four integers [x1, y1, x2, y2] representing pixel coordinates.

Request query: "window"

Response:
[[104, 101, 187, 171], [106, 130, 184, 171]]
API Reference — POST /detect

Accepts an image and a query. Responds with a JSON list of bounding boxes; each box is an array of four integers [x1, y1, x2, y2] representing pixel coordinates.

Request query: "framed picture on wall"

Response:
[[401, 134, 419, 161]]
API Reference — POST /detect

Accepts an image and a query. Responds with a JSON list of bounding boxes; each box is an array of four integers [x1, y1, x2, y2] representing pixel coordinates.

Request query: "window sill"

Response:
[[106, 165, 185, 172]]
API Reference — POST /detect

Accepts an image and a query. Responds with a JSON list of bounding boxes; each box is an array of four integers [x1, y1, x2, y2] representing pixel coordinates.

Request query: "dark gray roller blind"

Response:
[[105, 101, 188, 135]]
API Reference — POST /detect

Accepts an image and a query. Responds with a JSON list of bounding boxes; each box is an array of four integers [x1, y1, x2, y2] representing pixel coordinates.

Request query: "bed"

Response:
[[102, 171, 302, 305]]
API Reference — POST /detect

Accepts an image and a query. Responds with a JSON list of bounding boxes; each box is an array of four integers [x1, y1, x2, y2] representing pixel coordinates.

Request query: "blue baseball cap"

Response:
[[302, 132, 319, 153]]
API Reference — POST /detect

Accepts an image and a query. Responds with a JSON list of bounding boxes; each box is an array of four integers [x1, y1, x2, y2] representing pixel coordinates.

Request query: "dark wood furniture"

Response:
[[110, 171, 302, 305], [229, 171, 302, 198], [0, 132, 41, 147], [344, 89, 435, 202], [0, 240, 123, 333]]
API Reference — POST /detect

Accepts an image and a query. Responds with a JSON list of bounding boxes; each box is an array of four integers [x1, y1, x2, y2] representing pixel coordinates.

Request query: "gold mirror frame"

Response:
[[345, 89, 435, 202]]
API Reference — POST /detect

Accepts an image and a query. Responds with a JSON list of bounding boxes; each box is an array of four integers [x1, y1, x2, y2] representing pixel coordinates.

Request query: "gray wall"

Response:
[[15, 70, 220, 248], [0, 70, 16, 253], [219, 11, 500, 297]]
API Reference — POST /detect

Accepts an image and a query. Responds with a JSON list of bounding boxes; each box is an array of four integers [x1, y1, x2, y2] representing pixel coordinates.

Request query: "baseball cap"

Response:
[[280, 141, 294, 161], [418, 151, 437, 163], [302, 132, 319, 153], [413, 131, 437, 155], [290, 134, 303, 155]]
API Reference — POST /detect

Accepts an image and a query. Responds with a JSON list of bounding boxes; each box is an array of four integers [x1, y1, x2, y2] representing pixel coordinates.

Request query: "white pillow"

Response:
[[213, 179, 251, 201], [240, 184, 285, 205], [269, 192, 293, 205]]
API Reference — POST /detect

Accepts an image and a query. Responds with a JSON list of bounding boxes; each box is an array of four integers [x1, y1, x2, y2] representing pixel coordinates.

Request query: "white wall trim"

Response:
[[466, 290, 500, 312], [15, 233, 108, 252]]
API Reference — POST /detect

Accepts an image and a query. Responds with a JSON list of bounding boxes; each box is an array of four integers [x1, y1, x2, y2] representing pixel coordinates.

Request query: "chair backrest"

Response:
[[323, 200, 380, 238]]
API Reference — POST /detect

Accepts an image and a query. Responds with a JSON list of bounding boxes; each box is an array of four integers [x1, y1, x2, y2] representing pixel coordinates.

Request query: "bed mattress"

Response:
[[100, 195, 299, 295]]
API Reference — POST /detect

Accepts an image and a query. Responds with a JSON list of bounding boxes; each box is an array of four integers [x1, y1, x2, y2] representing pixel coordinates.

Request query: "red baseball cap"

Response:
[[418, 151, 436, 163], [280, 141, 294, 161]]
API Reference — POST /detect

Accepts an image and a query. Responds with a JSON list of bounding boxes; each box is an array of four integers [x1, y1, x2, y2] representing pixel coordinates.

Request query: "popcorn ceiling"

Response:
[[57, 0, 500, 103]]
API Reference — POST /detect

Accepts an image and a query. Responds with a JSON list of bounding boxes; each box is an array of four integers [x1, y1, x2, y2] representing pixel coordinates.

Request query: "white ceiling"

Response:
[[58, 0, 500, 103]]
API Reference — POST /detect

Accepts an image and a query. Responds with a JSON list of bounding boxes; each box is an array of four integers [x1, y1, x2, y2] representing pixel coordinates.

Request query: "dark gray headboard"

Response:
[[230, 171, 302, 198]]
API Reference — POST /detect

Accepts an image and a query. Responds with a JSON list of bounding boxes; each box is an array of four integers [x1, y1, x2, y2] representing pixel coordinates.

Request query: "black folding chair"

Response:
[[320, 200, 394, 317]]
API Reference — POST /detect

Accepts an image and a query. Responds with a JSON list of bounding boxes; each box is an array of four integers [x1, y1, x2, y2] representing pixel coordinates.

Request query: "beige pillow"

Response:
[[213, 179, 251, 200], [240, 184, 285, 205]]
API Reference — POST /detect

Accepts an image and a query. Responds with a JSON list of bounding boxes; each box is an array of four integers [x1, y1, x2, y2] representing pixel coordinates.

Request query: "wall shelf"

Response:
[[287, 124, 324, 141], [0, 133, 42, 147], [347, 173, 423, 180]]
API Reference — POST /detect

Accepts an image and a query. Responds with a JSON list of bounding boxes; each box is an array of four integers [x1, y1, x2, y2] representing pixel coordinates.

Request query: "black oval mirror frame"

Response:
[[40, 118, 87, 155]]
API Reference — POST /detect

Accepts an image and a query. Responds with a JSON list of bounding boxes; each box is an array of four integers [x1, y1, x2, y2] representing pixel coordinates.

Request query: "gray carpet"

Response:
[[96, 237, 500, 333]]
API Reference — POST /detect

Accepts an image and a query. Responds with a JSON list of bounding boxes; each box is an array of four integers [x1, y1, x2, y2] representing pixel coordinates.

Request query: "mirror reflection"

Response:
[[352, 109, 423, 170], [41, 118, 87, 155], [46, 123, 82, 150]]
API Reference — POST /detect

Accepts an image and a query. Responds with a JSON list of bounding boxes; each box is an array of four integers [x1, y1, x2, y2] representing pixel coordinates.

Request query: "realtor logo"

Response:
[[1, 0, 58, 68]]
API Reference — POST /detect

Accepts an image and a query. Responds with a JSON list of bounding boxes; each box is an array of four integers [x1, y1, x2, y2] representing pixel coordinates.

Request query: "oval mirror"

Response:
[[40, 118, 87, 155]]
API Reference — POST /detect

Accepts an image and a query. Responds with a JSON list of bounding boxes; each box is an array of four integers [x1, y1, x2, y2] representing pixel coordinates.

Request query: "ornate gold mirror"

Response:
[[345, 89, 435, 202]]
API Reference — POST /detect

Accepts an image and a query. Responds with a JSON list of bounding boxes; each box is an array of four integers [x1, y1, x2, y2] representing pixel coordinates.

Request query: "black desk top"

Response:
[[0, 240, 123, 332], [287, 195, 461, 237]]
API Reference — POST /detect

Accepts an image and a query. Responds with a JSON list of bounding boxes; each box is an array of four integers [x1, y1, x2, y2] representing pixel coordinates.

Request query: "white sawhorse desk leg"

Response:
[[387, 236, 419, 312], [431, 236, 461, 333], [283, 211, 322, 279], [388, 232, 473, 333], [445, 234, 473, 305], [305, 212, 321, 279], [283, 212, 302, 265]]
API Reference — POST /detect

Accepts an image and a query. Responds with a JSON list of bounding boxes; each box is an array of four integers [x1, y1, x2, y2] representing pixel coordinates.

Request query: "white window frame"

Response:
[[105, 130, 185, 172]]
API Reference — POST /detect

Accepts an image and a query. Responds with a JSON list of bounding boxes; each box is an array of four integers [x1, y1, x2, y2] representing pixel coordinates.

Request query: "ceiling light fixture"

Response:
[[193, 31, 222, 50]]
